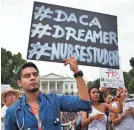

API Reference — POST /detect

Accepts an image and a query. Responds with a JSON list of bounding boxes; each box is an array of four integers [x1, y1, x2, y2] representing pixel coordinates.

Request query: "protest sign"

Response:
[[125, 98, 134, 109], [1, 84, 11, 93], [27, 1, 119, 69], [99, 68, 125, 88]]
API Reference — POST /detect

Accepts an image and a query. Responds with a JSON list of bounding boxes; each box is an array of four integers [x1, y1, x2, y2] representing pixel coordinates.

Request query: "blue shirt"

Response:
[[5, 92, 92, 130]]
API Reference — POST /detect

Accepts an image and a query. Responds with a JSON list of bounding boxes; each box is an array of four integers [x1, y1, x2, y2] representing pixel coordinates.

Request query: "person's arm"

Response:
[[58, 95, 92, 112], [71, 115, 77, 125], [112, 109, 132, 126], [104, 89, 123, 114], [111, 113, 124, 126], [104, 97, 123, 114], [5, 108, 18, 130], [71, 112, 78, 125], [1, 106, 7, 123], [64, 57, 90, 101], [81, 112, 93, 128], [81, 112, 105, 128], [75, 76, 90, 100], [60, 111, 63, 120]]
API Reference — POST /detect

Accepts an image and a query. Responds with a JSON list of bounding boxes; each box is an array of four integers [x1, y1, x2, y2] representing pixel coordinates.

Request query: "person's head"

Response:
[[17, 62, 40, 93], [105, 94, 112, 104], [1, 88, 19, 106], [112, 95, 117, 102], [88, 87, 103, 103], [99, 87, 110, 93], [120, 87, 129, 100]]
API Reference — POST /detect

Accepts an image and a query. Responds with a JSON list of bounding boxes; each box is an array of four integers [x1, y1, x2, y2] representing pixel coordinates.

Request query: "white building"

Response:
[[40, 73, 87, 95]]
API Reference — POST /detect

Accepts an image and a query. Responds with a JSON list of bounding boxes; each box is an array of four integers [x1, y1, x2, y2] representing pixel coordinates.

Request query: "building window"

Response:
[[71, 84, 73, 89], [57, 86, 59, 89], [50, 85, 53, 89], [65, 84, 68, 89]]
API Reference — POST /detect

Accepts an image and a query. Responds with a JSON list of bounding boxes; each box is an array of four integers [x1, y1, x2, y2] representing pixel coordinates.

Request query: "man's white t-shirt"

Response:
[[112, 102, 134, 130], [1, 105, 8, 130]]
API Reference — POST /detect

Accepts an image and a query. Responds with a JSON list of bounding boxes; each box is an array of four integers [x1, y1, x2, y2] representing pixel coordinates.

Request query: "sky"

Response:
[[0, 0, 134, 81]]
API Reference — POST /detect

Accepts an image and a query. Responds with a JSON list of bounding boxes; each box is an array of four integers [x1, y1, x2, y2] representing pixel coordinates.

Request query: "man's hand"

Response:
[[64, 57, 90, 101], [63, 57, 79, 73]]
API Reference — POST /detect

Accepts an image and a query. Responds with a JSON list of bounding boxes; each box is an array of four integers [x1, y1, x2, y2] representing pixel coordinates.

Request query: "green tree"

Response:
[[130, 57, 134, 68], [129, 57, 134, 77], [128, 57, 134, 93], [1, 48, 27, 89], [128, 77, 134, 93], [92, 79, 100, 88], [87, 79, 100, 89], [123, 72, 131, 89]]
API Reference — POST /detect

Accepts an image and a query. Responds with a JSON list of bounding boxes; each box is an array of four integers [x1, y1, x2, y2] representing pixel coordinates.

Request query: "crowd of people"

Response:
[[1, 57, 134, 130]]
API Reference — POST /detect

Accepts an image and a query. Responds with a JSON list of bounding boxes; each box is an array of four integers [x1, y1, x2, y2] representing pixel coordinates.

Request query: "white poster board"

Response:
[[99, 68, 125, 88], [125, 98, 134, 109]]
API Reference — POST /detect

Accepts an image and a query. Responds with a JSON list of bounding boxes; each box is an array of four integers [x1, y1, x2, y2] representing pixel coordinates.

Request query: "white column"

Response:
[[47, 81, 50, 93], [55, 81, 57, 90], [40, 81, 42, 91], [40, 81, 44, 92], [62, 81, 65, 94]]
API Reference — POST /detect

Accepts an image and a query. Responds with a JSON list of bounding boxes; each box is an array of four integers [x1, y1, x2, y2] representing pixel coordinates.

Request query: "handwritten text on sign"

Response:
[[27, 2, 119, 68], [99, 68, 125, 88]]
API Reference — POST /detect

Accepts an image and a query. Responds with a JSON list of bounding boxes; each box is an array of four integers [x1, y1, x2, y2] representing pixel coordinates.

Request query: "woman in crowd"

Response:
[[1, 87, 19, 130], [104, 94, 113, 119], [81, 87, 123, 130], [111, 87, 134, 130], [105, 94, 113, 105], [104, 94, 114, 130]]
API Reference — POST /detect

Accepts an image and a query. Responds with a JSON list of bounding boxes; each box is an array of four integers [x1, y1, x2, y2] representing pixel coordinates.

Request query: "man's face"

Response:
[[17, 67, 40, 93]]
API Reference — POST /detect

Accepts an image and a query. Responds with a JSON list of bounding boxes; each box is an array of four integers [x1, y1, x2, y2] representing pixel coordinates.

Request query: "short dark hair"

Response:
[[17, 62, 39, 80]]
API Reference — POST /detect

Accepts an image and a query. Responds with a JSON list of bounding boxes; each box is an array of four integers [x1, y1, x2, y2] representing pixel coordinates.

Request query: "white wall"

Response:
[[63, 81, 77, 94]]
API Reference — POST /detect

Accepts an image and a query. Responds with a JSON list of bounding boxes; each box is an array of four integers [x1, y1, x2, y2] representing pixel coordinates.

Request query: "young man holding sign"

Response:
[[5, 57, 92, 130]]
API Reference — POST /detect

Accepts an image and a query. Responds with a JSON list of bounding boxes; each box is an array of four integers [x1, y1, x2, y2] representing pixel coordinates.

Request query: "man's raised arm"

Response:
[[64, 57, 90, 101]]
